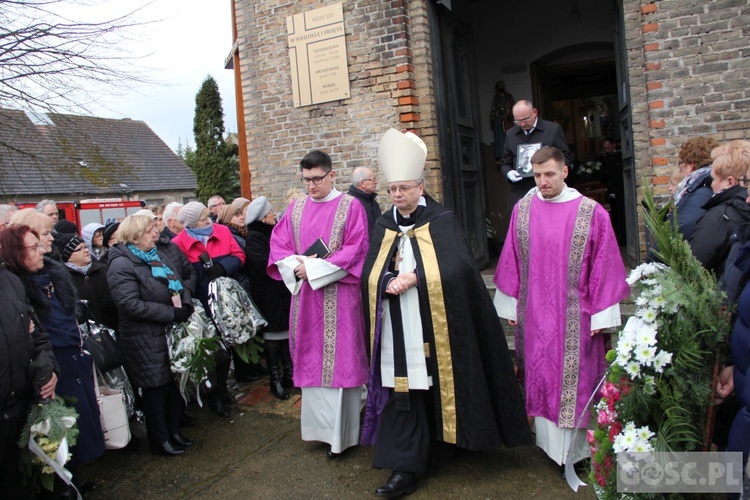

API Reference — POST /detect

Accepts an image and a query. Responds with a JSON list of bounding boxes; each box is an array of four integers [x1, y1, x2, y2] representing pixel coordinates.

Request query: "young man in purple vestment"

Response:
[[494, 146, 630, 475], [267, 149, 370, 459]]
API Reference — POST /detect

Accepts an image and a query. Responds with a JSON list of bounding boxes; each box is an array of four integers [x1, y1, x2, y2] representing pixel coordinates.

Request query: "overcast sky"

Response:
[[85, 1, 238, 152]]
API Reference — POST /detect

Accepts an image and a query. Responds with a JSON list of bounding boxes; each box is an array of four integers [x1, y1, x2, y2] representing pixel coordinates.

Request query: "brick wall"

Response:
[[623, 0, 750, 250], [234, 0, 439, 211]]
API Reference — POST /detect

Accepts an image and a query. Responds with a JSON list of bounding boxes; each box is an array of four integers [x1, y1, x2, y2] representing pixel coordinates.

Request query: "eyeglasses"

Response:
[[738, 176, 749, 187], [25, 243, 45, 253], [678, 161, 685, 169], [513, 112, 534, 124], [301, 171, 332, 185], [386, 182, 422, 195]]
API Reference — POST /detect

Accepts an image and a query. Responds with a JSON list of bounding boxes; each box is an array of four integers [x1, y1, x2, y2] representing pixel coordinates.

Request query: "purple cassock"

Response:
[[267, 192, 369, 389], [494, 193, 630, 428]]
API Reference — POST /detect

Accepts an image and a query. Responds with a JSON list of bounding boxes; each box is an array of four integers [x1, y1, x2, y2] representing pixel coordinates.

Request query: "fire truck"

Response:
[[17, 199, 146, 230]]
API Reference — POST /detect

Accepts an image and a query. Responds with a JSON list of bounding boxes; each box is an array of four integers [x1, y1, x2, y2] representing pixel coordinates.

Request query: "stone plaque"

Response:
[[287, 3, 350, 107]]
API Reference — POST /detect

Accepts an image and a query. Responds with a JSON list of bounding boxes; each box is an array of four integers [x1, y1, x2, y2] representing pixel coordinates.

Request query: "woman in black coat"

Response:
[[54, 232, 119, 330], [0, 246, 58, 498], [245, 197, 293, 400], [0, 224, 105, 489], [107, 214, 196, 456]]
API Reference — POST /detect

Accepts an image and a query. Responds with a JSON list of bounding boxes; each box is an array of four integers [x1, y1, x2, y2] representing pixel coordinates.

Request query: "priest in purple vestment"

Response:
[[493, 146, 630, 470], [268, 149, 370, 459]]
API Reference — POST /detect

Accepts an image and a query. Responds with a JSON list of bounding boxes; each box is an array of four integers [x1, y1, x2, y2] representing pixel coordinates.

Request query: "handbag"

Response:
[[80, 319, 122, 372], [93, 367, 131, 450]]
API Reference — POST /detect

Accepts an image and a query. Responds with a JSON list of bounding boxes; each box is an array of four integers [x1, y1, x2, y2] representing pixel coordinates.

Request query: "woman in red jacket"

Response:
[[172, 201, 246, 418]]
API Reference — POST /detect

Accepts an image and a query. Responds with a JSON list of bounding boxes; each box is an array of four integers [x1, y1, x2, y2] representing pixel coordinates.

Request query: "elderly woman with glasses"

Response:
[[55, 232, 119, 331], [107, 215, 195, 455], [0, 224, 105, 492]]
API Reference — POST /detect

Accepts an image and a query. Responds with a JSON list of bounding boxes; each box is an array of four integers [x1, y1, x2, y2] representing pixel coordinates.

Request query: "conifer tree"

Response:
[[191, 76, 239, 203]]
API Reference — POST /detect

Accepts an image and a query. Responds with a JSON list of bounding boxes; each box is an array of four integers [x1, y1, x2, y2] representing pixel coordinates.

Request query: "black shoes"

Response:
[[209, 400, 231, 418], [150, 440, 185, 456], [170, 432, 193, 447], [375, 471, 417, 498], [326, 447, 339, 460]]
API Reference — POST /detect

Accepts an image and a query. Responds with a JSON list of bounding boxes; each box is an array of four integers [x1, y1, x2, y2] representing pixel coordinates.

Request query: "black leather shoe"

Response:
[[209, 400, 231, 418], [150, 440, 185, 456], [170, 432, 193, 447], [375, 471, 416, 498], [326, 447, 339, 459]]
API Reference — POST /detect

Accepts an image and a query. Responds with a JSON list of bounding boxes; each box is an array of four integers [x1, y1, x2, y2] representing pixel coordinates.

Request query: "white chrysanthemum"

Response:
[[625, 360, 641, 378], [635, 296, 650, 307], [617, 337, 635, 358], [635, 345, 657, 366], [632, 440, 652, 453], [638, 307, 658, 324], [643, 375, 656, 395], [637, 426, 655, 442], [653, 350, 673, 373], [615, 352, 631, 368], [652, 295, 666, 310], [627, 269, 643, 286], [636, 325, 658, 346]]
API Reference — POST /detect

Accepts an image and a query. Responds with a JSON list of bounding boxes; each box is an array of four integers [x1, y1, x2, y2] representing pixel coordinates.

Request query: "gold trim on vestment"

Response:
[[515, 195, 533, 372], [367, 230, 397, 354], [394, 377, 409, 393], [289, 198, 307, 355], [415, 222, 456, 444], [558, 197, 595, 428], [424, 343, 430, 358]]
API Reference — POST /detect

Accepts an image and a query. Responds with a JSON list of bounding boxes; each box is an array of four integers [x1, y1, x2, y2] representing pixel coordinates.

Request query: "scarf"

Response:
[[126, 244, 183, 295], [65, 261, 93, 275], [674, 165, 711, 204], [185, 224, 214, 246]]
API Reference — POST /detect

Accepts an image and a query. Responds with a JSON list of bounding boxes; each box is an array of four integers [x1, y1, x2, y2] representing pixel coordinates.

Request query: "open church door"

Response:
[[429, 2, 489, 266]]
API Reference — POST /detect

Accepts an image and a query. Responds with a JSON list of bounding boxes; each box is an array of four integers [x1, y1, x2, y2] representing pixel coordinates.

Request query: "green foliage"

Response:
[[232, 336, 264, 365], [191, 75, 240, 203]]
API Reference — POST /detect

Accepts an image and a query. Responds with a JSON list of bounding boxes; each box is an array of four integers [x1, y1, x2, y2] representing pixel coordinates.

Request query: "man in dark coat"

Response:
[[361, 129, 531, 497], [0, 262, 58, 498], [500, 100, 571, 205], [347, 166, 382, 234]]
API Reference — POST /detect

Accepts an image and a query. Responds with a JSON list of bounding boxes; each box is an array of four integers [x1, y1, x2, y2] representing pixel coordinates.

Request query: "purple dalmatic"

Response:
[[268, 191, 369, 389], [494, 192, 630, 428]]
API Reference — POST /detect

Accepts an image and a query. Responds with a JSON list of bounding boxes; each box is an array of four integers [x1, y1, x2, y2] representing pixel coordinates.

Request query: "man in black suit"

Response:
[[500, 100, 571, 205]]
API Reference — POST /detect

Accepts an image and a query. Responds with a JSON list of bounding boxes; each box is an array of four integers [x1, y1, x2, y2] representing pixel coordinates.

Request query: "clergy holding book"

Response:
[[361, 128, 532, 498], [493, 146, 630, 477], [267, 149, 370, 459]]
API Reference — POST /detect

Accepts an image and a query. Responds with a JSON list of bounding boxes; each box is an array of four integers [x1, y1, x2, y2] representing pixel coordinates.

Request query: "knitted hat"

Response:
[[54, 233, 85, 262], [133, 209, 156, 219], [231, 197, 251, 209], [81, 222, 105, 249], [217, 204, 242, 225], [102, 222, 120, 247], [378, 128, 427, 183], [53, 219, 78, 235], [245, 196, 272, 224], [177, 201, 206, 228]]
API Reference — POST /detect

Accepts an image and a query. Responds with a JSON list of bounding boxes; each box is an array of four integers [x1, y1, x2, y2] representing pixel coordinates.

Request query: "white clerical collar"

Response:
[[529, 185, 582, 203], [523, 117, 539, 135], [310, 187, 341, 203], [391, 196, 427, 223]]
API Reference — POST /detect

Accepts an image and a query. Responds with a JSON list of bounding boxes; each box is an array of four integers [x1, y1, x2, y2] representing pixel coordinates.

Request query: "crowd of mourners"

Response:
[[2, 133, 750, 499]]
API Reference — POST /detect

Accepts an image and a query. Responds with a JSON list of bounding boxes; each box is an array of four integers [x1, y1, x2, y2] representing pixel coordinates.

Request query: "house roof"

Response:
[[0, 108, 196, 198]]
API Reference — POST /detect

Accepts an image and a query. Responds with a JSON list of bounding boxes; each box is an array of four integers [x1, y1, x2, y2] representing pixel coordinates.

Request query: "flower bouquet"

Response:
[[208, 276, 266, 364], [18, 398, 79, 493], [588, 186, 731, 498], [579, 160, 604, 182], [168, 300, 221, 405]]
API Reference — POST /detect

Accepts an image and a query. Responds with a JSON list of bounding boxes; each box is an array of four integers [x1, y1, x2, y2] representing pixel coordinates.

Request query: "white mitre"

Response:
[[378, 128, 427, 183]]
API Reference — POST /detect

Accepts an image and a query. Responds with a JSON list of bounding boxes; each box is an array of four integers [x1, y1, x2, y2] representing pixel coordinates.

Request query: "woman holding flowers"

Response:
[[0, 223, 105, 493], [0, 227, 58, 498], [107, 215, 195, 456]]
